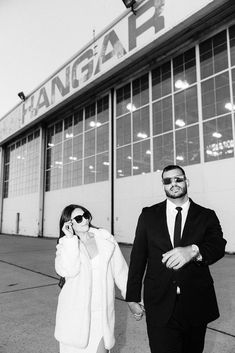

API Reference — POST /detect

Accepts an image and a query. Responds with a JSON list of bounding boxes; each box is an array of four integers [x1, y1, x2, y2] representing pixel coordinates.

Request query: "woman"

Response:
[[54, 204, 128, 353]]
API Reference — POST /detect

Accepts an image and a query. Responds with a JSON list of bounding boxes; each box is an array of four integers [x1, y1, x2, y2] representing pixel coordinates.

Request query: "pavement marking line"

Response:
[[1, 260, 234, 339], [0, 249, 55, 255], [0, 259, 58, 280], [207, 326, 235, 338], [0, 283, 58, 294]]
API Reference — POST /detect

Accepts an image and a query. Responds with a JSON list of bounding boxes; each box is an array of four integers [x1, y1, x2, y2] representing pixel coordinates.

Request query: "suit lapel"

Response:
[[181, 199, 199, 243], [156, 201, 173, 249]]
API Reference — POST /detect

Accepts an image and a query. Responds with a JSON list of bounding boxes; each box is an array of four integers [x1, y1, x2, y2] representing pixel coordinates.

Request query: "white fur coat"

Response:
[[54, 227, 128, 350]]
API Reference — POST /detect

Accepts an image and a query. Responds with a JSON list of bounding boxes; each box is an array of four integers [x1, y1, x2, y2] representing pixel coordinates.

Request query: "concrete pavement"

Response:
[[0, 234, 234, 353]]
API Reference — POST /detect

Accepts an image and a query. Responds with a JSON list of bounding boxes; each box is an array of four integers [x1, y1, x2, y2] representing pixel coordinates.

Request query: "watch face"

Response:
[[192, 245, 202, 262], [192, 244, 199, 255]]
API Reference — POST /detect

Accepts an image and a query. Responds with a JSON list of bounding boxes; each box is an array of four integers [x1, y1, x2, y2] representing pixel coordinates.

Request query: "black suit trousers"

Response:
[[146, 295, 207, 353]]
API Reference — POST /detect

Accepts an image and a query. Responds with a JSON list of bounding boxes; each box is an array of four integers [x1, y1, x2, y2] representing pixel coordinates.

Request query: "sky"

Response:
[[0, 0, 125, 119]]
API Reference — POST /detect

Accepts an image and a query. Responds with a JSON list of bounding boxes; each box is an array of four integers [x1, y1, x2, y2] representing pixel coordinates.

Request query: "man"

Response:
[[126, 165, 226, 353]]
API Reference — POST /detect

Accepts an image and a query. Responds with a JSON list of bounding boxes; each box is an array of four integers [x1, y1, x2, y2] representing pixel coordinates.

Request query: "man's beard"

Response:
[[165, 184, 187, 199]]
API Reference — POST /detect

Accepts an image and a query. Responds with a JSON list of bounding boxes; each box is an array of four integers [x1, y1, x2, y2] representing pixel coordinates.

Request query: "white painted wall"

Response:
[[114, 159, 235, 252], [2, 193, 39, 236], [43, 181, 111, 238], [114, 171, 164, 243], [2, 159, 234, 252]]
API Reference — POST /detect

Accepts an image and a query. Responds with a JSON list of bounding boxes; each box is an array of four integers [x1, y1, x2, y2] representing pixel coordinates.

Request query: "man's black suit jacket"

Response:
[[126, 199, 227, 327]]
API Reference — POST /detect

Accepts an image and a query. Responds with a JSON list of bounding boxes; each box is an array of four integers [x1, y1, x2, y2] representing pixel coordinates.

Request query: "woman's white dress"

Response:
[[60, 254, 103, 353]]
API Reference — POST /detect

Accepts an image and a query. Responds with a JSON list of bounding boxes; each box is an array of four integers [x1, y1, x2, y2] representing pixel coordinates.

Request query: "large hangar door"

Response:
[[113, 77, 164, 244], [43, 94, 112, 237]]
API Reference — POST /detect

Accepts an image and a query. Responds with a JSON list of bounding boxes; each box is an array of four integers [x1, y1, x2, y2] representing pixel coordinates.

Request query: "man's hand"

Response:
[[162, 246, 195, 270], [127, 302, 144, 321]]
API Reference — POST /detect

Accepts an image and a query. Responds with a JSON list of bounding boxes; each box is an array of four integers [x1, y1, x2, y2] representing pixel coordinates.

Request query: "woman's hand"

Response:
[[127, 302, 144, 321], [62, 221, 74, 238]]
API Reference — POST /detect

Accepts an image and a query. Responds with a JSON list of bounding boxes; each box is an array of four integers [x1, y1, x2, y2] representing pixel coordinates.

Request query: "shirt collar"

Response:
[[167, 198, 190, 213]]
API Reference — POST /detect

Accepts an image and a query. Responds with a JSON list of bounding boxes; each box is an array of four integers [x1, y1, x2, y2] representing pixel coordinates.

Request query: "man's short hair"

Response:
[[161, 165, 186, 179]]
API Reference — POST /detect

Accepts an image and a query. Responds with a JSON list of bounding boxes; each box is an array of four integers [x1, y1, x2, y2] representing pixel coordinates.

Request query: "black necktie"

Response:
[[173, 207, 182, 248]]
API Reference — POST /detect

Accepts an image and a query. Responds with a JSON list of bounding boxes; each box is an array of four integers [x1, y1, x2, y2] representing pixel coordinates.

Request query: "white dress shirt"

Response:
[[166, 198, 191, 294], [166, 198, 190, 246]]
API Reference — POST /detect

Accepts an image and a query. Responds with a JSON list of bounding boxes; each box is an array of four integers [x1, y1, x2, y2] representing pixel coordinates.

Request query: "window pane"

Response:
[[97, 95, 109, 124], [200, 38, 213, 78], [53, 144, 62, 167], [96, 152, 109, 182], [84, 130, 95, 157], [201, 78, 216, 119], [116, 114, 131, 147], [116, 83, 131, 117], [175, 125, 200, 166], [116, 145, 132, 178], [153, 133, 174, 171], [63, 163, 72, 188], [174, 86, 198, 127], [133, 73, 149, 109], [133, 106, 150, 142], [55, 121, 63, 143], [4, 132, 40, 197], [174, 48, 196, 91], [230, 25, 235, 66], [187, 125, 200, 164], [215, 73, 231, 115], [19, 138, 35, 194], [201, 72, 230, 119], [64, 116, 73, 139], [72, 160, 82, 186], [73, 135, 83, 161], [85, 103, 96, 131], [232, 69, 235, 107], [200, 30, 228, 79], [213, 31, 228, 74], [97, 123, 109, 153], [152, 61, 171, 100], [203, 115, 234, 162], [84, 157, 96, 184], [51, 166, 62, 190], [153, 96, 172, 135], [133, 140, 151, 175], [5, 147, 10, 164], [47, 126, 54, 147], [63, 139, 72, 164], [28, 134, 33, 143], [34, 130, 40, 139], [45, 96, 110, 189], [74, 109, 83, 136]]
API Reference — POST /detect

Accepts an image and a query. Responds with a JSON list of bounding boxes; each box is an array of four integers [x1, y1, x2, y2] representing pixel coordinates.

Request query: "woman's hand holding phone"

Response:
[[62, 221, 74, 238]]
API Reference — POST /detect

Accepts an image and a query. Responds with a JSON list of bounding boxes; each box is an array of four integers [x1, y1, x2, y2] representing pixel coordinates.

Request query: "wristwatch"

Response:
[[192, 244, 202, 261]]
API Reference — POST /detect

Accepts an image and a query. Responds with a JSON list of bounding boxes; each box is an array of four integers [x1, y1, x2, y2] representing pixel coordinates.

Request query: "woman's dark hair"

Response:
[[59, 204, 93, 239], [57, 204, 95, 289]]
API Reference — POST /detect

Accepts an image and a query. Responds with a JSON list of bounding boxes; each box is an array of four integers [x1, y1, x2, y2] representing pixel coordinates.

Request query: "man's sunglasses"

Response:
[[162, 176, 186, 185], [72, 211, 90, 224]]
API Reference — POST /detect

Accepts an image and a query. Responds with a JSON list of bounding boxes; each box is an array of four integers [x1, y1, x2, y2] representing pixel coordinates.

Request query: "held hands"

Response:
[[128, 302, 145, 321], [162, 246, 195, 270], [62, 221, 74, 238]]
